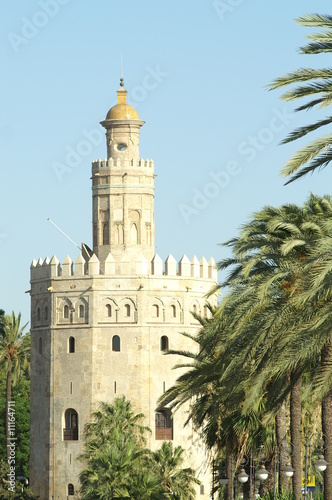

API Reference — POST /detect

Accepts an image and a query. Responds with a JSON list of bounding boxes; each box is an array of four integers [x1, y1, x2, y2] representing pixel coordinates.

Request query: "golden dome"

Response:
[[106, 81, 139, 120]]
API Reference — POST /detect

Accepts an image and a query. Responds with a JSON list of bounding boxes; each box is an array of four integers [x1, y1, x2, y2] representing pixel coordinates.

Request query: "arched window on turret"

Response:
[[171, 305, 176, 318], [37, 307, 41, 322], [102, 222, 109, 245], [125, 304, 130, 317], [38, 337, 42, 355], [68, 484, 74, 495], [106, 304, 112, 317], [112, 335, 120, 352], [152, 304, 159, 318], [64, 305, 69, 319], [130, 223, 138, 244], [44, 305, 48, 321], [79, 305, 85, 318]]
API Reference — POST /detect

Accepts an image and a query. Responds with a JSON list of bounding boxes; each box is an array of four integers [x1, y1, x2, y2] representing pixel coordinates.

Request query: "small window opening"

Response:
[[69, 336, 75, 353], [38, 337, 42, 354], [106, 304, 112, 317], [68, 483, 74, 495], [171, 305, 176, 317], [79, 304, 84, 318], [125, 304, 130, 317], [37, 307, 41, 322], [161, 336, 169, 351], [64, 305, 69, 319], [112, 335, 120, 352], [152, 304, 159, 317]]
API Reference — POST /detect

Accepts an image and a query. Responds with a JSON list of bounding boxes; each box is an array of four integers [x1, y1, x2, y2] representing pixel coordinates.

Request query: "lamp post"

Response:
[[236, 448, 269, 500], [304, 435, 328, 500], [273, 446, 294, 500], [17, 461, 28, 493], [212, 459, 229, 499]]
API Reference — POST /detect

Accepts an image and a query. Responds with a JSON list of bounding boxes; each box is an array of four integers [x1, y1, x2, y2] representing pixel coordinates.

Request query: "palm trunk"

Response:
[[290, 369, 302, 500], [275, 402, 290, 494], [6, 359, 12, 462], [321, 340, 332, 500], [226, 450, 233, 500]]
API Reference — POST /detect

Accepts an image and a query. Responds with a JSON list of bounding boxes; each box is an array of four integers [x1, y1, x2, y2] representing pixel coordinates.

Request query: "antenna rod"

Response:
[[47, 218, 81, 251]]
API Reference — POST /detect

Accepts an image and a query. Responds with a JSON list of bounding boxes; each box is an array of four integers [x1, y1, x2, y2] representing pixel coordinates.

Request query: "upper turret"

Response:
[[92, 79, 155, 267], [106, 78, 139, 120], [100, 78, 145, 162]]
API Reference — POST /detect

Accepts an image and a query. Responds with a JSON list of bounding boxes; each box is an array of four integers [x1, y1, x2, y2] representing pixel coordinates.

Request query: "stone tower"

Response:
[[30, 80, 217, 499]]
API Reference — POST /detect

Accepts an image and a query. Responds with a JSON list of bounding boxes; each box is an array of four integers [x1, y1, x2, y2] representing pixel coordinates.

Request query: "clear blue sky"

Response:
[[1, 0, 332, 325]]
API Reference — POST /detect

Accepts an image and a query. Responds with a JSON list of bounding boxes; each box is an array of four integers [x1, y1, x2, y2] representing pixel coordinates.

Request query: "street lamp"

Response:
[[282, 463, 295, 478], [315, 455, 328, 473], [257, 465, 269, 482], [238, 468, 249, 484]]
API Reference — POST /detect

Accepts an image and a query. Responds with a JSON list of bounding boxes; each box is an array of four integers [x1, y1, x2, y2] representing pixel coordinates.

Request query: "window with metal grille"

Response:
[[155, 408, 173, 440], [63, 409, 78, 441]]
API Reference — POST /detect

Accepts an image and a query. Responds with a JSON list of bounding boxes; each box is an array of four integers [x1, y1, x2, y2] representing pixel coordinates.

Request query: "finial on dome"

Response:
[[120, 52, 124, 87]]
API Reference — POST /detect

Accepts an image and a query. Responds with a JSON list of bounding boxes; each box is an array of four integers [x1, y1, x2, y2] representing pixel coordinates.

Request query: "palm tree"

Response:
[[83, 396, 150, 449], [80, 432, 151, 499], [152, 441, 200, 500], [0, 312, 29, 462], [159, 310, 274, 500], [79, 396, 162, 499], [215, 196, 332, 499], [268, 14, 332, 184], [0, 310, 5, 337]]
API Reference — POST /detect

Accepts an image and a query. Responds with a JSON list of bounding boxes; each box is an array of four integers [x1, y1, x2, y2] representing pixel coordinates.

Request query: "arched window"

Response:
[[155, 408, 173, 440], [44, 305, 48, 321], [38, 337, 42, 355], [68, 483, 74, 495], [130, 223, 138, 244], [160, 336, 169, 351], [112, 335, 120, 352], [171, 305, 176, 318], [106, 304, 112, 317], [79, 304, 85, 318], [63, 409, 78, 440], [37, 307, 41, 322], [102, 222, 109, 245], [64, 305, 69, 319], [69, 337, 75, 353], [192, 304, 197, 314], [152, 304, 159, 318], [125, 304, 130, 317]]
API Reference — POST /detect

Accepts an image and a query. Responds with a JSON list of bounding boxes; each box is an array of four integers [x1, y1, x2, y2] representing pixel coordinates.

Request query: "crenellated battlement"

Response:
[[92, 158, 154, 171], [30, 253, 217, 281]]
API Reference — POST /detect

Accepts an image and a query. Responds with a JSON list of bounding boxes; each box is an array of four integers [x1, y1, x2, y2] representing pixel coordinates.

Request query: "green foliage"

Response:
[[0, 460, 38, 499], [261, 490, 295, 500], [0, 311, 31, 481], [268, 14, 332, 183], [152, 441, 200, 499], [79, 397, 199, 499]]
